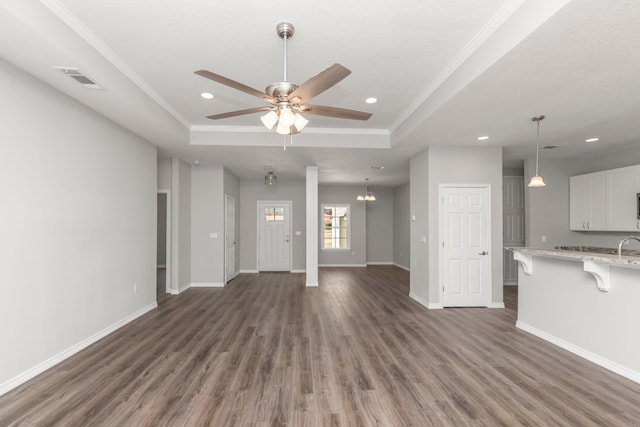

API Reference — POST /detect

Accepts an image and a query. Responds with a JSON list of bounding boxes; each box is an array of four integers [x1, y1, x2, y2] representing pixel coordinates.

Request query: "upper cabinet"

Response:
[[570, 171, 606, 231], [570, 165, 640, 232], [606, 165, 640, 231]]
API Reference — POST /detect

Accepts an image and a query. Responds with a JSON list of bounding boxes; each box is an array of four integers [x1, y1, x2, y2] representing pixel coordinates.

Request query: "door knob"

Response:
[[479, 251, 488, 255]]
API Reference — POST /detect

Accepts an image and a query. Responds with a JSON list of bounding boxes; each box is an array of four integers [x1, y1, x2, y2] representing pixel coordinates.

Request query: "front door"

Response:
[[258, 201, 292, 272], [441, 186, 491, 307]]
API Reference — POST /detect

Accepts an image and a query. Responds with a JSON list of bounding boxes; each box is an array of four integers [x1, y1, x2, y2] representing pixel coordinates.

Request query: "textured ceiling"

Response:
[[2, 0, 640, 185]]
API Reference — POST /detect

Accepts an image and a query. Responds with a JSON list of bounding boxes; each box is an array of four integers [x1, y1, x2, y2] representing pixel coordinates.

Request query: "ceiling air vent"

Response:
[[542, 145, 561, 150], [54, 67, 102, 89]]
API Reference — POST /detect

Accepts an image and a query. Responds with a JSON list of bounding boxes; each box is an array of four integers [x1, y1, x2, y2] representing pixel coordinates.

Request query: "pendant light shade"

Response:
[[260, 111, 279, 130], [528, 175, 546, 187], [293, 113, 309, 132], [528, 115, 546, 188]]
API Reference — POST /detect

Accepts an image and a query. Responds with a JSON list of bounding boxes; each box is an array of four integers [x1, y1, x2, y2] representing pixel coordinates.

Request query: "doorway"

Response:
[[157, 191, 171, 299], [440, 185, 491, 307], [225, 195, 236, 283], [257, 201, 292, 271]]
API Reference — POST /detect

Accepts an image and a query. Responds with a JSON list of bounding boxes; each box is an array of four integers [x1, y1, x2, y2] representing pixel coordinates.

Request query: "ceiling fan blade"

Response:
[[195, 70, 276, 104], [288, 63, 351, 104], [206, 107, 271, 120], [299, 104, 372, 121]]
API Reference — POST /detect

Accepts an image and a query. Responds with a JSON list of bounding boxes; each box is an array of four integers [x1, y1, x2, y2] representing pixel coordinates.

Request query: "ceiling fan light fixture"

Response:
[[276, 122, 291, 135], [278, 106, 295, 127], [261, 110, 279, 129], [293, 113, 308, 131]]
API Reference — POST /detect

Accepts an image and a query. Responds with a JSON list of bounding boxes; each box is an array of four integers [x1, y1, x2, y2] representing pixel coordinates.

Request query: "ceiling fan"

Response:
[[195, 22, 372, 135]]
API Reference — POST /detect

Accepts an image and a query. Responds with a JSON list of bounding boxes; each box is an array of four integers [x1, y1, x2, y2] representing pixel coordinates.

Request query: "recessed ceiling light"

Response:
[[365, 97, 378, 104], [371, 165, 384, 170], [201, 92, 214, 100], [477, 136, 489, 141], [585, 137, 599, 143]]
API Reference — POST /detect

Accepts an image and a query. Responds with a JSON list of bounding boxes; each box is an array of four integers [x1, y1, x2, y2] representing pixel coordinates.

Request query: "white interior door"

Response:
[[441, 186, 491, 307], [225, 195, 235, 283], [258, 201, 291, 272]]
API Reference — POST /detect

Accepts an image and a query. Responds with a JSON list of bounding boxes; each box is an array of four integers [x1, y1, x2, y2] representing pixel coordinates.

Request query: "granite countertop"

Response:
[[506, 246, 640, 267]]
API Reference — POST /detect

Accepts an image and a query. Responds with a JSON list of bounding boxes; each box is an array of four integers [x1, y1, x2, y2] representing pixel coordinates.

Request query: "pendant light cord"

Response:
[[535, 119, 540, 175]]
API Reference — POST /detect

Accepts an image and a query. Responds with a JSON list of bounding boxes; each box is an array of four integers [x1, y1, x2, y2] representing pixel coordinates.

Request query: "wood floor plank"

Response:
[[2, 267, 640, 426]]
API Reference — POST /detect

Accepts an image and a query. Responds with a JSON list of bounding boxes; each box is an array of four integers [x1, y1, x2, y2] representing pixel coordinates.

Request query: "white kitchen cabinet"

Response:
[[569, 171, 606, 231], [606, 165, 640, 231]]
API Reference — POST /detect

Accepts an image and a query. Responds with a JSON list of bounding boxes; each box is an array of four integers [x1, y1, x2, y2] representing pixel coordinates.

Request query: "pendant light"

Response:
[[528, 115, 546, 187], [265, 171, 277, 186], [356, 178, 376, 201]]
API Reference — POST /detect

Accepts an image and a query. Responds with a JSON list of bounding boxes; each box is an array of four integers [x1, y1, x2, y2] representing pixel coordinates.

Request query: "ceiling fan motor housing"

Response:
[[265, 82, 299, 101]]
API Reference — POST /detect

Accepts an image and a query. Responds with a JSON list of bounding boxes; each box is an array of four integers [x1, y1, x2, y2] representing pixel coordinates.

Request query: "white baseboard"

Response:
[[394, 263, 410, 272], [516, 321, 640, 385], [319, 264, 367, 268], [366, 262, 393, 266], [239, 269, 258, 274], [488, 302, 505, 308], [305, 282, 319, 287], [290, 269, 306, 273], [190, 282, 224, 288], [504, 282, 518, 286], [0, 302, 157, 397], [170, 282, 191, 295], [409, 292, 443, 309]]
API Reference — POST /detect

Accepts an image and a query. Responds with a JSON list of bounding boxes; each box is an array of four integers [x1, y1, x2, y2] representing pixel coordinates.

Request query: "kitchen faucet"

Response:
[[618, 235, 640, 258]]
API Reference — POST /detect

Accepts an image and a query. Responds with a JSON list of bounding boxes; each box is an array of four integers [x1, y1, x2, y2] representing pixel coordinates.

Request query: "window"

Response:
[[322, 204, 350, 249], [265, 207, 285, 222]]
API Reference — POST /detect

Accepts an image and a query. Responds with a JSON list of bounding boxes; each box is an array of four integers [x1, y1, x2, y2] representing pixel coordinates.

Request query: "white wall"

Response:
[[410, 149, 430, 303], [239, 179, 306, 272], [191, 166, 224, 285], [0, 59, 157, 392], [524, 157, 575, 248], [366, 187, 394, 264], [319, 185, 367, 266], [158, 157, 171, 190], [393, 183, 410, 270], [171, 158, 191, 293]]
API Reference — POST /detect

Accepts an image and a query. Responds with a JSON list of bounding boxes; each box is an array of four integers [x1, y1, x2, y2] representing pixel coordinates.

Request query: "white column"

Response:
[[306, 166, 319, 286]]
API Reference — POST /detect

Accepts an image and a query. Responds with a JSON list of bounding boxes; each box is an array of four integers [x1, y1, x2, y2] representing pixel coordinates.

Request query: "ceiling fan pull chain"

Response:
[[283, 134, 287, 151]]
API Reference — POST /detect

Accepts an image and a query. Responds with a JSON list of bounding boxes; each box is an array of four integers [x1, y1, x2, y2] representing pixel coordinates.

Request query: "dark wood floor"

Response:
[[2, 267, 640, 426]]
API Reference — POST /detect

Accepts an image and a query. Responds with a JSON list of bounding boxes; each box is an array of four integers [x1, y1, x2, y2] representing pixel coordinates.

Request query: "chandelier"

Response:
[[356, 178, 376, 201]]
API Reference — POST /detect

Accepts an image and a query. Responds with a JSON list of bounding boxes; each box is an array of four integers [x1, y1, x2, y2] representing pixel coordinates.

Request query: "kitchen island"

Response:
[[509, 246, 640, 384]]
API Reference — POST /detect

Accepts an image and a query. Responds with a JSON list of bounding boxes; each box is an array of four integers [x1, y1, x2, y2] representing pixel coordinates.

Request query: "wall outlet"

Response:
[[295, 230, 302, 236], [133, 283, 138, 293]]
